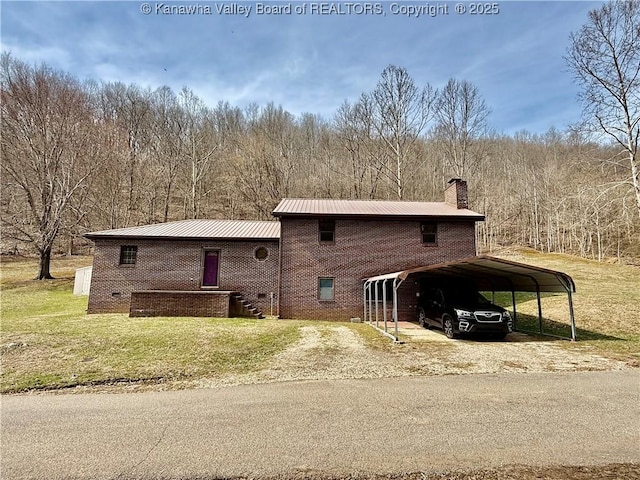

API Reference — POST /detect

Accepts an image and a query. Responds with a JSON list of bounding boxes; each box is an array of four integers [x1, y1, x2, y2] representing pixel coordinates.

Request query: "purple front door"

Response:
[[202, 251, 219, 287]]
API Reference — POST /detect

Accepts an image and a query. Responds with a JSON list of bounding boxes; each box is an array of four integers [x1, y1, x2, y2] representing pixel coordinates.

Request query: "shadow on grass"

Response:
[[513, 313, 624, 342], [1, 276, 75, 291]]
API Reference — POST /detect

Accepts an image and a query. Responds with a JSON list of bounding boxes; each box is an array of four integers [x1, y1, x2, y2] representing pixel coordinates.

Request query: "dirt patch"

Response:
[[402, 331, 630, 375], [257, 463, 640, 480], [255, 325, 407, 381], [194, 325, 630, 388], [195, 325, 408, 388]]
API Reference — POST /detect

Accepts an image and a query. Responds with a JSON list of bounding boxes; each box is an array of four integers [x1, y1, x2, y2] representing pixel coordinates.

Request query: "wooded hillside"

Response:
[[2, 46, 638, 266]]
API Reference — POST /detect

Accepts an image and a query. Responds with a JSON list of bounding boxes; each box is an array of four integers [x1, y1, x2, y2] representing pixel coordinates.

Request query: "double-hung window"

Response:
[[319, 220, 335, 243], [318, 277, 335, 301], [421, 222, 437, 245]]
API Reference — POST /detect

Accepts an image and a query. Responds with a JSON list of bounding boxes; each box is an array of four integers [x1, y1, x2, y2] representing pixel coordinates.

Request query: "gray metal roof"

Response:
[[85, 219, 280, 240], [365, 255, 576, 293], [273, 198, 484, 220]]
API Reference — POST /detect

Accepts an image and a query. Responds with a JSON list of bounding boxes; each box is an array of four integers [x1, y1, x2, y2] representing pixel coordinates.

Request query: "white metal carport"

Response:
[[363, 255, 577, 342]]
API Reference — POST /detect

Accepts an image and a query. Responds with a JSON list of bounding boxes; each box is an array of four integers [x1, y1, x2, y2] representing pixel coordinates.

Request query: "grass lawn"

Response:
[[1, 250, 639, 393], [492, 248, 640, 363], [1, 256, 303, 393]]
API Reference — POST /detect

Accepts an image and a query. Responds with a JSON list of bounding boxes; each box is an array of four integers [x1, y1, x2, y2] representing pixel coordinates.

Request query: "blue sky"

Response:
[[1, 1, 602, 135]]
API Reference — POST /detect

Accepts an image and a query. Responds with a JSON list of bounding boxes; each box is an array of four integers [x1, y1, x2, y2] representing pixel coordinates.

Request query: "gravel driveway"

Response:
[[190, 324, 630, 389], [54, 323, 632, 395]]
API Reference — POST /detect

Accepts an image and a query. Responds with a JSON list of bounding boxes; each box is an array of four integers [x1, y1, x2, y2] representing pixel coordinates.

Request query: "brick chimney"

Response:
[[444, 178, 468, 209]]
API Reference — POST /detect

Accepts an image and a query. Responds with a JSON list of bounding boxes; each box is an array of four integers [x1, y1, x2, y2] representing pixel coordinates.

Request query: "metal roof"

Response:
[[85, 219, 280, 240], [273, 198, 484, 220], [365, 255, 576, 293]]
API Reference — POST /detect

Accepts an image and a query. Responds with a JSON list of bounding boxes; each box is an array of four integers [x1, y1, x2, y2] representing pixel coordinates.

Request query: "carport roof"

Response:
[[365, 255, 575, 293]]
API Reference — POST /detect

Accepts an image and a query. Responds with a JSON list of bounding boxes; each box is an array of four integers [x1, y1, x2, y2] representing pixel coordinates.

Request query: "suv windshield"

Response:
[[448, 290, 490, 306]]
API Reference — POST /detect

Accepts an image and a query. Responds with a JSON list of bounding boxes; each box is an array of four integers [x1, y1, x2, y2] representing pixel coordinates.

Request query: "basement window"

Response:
[[319, 220, 335, 243], [119, 245, 138, 265], [318, 277, 335, 301], [421, 222, 437, 245]]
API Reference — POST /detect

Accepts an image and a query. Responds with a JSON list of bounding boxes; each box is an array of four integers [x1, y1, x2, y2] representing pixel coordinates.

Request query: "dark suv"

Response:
[[417, 285, 513, 339]]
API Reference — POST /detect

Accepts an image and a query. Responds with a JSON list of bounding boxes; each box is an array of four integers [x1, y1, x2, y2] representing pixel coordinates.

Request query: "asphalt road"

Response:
[[2, 370, 639, 480]]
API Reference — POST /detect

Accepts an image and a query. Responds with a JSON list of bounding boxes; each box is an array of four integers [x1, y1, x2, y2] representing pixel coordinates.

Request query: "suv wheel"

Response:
[[443, 315, 456, 339], [418, 308, 427, 328]]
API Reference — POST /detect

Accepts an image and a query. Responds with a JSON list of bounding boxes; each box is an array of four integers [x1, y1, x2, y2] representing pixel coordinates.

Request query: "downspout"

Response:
[[276, 220, 283, 318]]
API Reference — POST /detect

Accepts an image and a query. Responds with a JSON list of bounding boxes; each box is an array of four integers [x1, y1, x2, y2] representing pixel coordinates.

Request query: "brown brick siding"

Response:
[[278, 218, 477, 321], [87, 239, 279, 315], [130, 291, 231, 317]]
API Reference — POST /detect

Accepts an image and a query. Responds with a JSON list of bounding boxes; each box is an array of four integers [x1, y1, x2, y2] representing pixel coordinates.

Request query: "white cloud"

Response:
[[2, 42, 73, 70], [0, 0, 600, 134]]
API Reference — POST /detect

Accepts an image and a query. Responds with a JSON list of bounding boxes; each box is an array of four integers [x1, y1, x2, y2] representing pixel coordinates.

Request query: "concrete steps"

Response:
[[230, 293, 264, 319]]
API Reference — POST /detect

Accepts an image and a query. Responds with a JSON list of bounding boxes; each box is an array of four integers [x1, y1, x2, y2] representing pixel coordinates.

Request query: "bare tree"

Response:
[[1, 54, 102, 278], [177, 88, 220, 219], [96, 82, 154, 223], [149, 86, 183, 222], [566, 0, 640, 219], [368, 65, 437, 199], [434, 78, 491, 179], [293, 112, 336, 197], [332, 100, 386, 199], [234, 103, 299, 218]]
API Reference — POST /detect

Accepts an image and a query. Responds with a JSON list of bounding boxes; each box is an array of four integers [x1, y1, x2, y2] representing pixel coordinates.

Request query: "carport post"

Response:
[[383, 279, 388, 331], [511, 289, 518, 329], [568, 289, 577, 342], [374, 280, 380, 328], [365, 282, 371, 323], [368, 282, 373, 323], [393, 278, 403, 341], [536, 285, 543, 334], [363, 282, 368, 324], [557, 275, 578, 342]]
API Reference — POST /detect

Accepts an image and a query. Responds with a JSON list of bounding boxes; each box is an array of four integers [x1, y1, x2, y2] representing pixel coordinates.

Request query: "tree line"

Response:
[[1, 1, 638, 278]]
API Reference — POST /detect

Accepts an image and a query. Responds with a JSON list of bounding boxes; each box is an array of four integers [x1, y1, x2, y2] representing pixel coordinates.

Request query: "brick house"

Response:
[[86, 179, 484, 321], [86, 220, 280, 317]]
